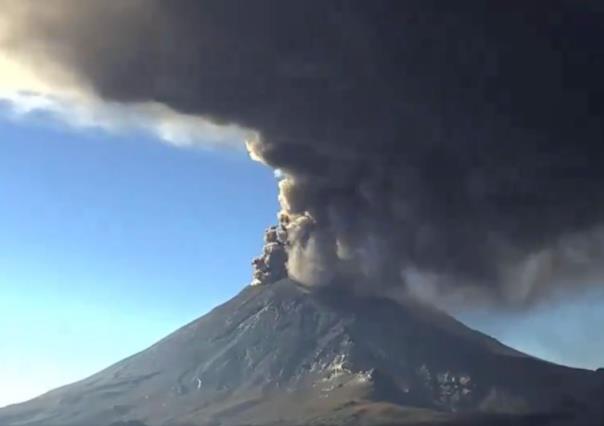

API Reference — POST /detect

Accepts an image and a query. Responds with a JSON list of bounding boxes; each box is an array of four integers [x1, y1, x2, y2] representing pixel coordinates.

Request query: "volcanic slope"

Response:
[[0, 279, 602, 426]]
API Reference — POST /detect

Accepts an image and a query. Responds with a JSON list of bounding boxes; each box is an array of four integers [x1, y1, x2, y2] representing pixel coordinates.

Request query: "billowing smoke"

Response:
[[2, 1, 604, 308], [251, 220, 288, 286]]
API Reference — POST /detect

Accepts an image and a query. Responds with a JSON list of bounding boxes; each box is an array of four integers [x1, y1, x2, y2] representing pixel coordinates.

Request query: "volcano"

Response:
[[1, 279, 602, 426]]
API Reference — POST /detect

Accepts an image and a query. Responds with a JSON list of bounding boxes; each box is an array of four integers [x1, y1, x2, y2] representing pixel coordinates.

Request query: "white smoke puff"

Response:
[[0, 36, 249, 149], [278, 177, 299, 214], [273, 169, 286, 180], [244, 135, 265, 164]]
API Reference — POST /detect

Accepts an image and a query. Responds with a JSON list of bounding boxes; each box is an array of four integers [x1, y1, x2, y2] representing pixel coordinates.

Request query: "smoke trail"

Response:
[[2, 1, 603, 307]]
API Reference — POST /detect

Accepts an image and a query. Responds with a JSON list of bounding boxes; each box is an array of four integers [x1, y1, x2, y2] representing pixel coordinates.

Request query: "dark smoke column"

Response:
[[4, 1, 604, 307]]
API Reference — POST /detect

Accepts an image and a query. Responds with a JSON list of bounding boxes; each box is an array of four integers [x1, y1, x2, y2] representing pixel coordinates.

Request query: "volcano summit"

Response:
[[1, 1, 604, 424], [1, 279, 602, 426]]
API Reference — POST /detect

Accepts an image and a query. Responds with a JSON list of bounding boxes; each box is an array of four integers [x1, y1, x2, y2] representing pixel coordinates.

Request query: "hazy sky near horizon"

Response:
[[1, 106, 603, 408]]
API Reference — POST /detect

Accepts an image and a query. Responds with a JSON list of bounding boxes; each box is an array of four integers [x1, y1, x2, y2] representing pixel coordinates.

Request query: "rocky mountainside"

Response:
[[1, 279, 602, 426]]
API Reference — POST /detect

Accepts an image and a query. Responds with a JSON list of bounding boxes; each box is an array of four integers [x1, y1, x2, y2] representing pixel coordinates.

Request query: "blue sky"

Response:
[[0, 106, 602, 408], [0, 108, 278, 407]]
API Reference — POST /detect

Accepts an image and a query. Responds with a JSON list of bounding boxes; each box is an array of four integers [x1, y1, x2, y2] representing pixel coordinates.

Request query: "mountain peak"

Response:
[[1, 279, 602, 425]]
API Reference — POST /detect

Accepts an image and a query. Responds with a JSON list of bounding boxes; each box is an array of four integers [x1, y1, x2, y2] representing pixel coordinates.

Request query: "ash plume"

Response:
[[2, 1, 604, 307]]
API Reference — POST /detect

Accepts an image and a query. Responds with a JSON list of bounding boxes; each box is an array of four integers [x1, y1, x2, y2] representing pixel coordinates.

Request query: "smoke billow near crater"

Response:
[[2, 1, 604, 310]]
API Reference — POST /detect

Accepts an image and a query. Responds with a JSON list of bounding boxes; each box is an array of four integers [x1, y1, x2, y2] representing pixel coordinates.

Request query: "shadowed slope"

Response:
[[0, 280, 602, 425]]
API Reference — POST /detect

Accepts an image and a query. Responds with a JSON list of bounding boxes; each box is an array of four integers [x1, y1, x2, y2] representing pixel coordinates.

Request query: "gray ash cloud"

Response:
[[4, 1, 604, 307]]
